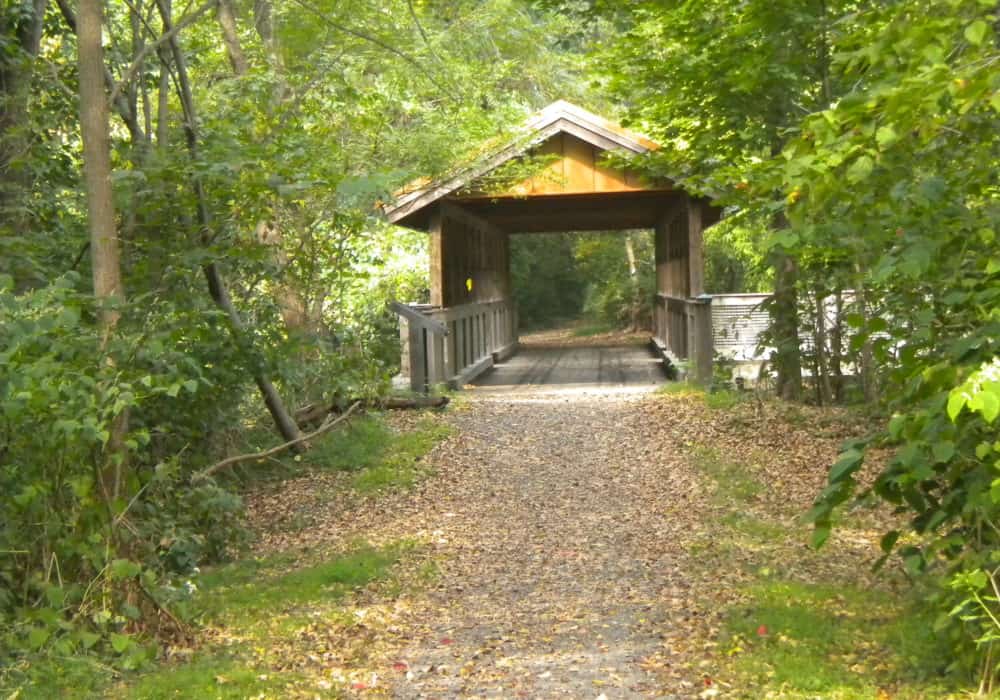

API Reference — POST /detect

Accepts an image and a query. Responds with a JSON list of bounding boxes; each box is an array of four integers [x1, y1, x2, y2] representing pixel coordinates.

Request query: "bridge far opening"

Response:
[[470, 228, 665, 392]]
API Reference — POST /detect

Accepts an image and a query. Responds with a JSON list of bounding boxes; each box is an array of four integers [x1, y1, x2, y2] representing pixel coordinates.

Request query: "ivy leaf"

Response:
[[846, 155, 874, 184], [110, 632, 132, 654], [828, 448, 864, 483], [932, 441, 955, 463], [964, 20, 988, 46], [875, 126, 898, 148], [947, 391, 967, 421]]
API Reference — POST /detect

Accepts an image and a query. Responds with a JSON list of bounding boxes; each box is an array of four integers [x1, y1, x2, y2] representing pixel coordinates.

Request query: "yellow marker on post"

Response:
[[465, 277, 473, 293]]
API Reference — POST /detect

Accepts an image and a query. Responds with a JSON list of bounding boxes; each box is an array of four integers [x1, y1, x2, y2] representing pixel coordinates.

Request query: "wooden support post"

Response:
[[408, 324, 426, 392], [429, 205, 443, 307], [427, 332, 445, 386], [690, 297, 713, 384], [687, 196, 705, 297]]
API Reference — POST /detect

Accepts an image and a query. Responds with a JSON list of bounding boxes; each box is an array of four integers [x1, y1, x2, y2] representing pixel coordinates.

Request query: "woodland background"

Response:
[[1, 0, 999, 694]]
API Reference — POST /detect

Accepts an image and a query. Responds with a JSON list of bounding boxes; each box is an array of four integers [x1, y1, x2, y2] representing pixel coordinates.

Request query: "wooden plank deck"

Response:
[[471, 342, 667, 393]]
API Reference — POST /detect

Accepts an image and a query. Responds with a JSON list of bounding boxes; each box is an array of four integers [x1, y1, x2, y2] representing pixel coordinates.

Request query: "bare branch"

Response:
[[193, 401, 362, 481]]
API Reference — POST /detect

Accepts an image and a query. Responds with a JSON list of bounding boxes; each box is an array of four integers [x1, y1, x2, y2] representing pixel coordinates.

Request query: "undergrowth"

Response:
[[683, 430, 963, 698]]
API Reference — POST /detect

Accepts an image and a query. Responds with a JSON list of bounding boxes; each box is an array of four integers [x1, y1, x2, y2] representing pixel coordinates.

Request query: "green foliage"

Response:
[[601, 0, 999, 684], [2, 0, 594, 675], [511, 230, 654, 330]]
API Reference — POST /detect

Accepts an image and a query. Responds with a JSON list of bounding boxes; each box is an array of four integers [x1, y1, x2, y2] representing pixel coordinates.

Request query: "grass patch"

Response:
[[704, 388, 743, 410], [351, 417, 453, 494], [305, 415, 392, 471], [657, 382, 745, 410], [193, 543, 404, 625], [123, 654, 303, 700], [692, 445, 763, 502], [719, 579, 954, 699], [719, 511, 789, 542], [117, 541, 410, 698], [5, 544, 414, 699], [656, 381, 705, 397]]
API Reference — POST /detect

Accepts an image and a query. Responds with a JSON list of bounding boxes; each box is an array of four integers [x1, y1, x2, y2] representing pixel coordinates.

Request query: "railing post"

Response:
[[690, 294, 714, 384], [408, 324, 427, 392], [426, 332, 445, 387], [444, 320, 456, 379]]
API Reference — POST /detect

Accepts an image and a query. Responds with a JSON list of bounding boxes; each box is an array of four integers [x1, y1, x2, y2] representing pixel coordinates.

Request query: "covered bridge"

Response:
[[384, 100, 723, 389]]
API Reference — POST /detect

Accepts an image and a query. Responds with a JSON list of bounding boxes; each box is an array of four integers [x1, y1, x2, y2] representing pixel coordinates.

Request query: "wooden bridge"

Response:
[[384, 101, 723, 390]]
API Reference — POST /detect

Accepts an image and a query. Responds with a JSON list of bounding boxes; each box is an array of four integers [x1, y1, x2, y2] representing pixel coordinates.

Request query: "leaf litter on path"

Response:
[[240, 346, 905, 698]]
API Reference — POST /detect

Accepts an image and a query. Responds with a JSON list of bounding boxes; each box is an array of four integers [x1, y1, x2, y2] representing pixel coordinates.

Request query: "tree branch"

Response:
[[109, 0, 217, 107], [193, 401, 362, 481]]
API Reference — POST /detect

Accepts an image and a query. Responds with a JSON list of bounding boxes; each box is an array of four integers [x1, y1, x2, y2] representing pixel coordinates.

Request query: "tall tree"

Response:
[[78, 0, 124, 341], [599, 0, 846, 397]]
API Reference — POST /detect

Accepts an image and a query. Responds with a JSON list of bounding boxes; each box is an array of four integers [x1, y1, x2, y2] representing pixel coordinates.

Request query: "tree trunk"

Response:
[[624, 234, 640, 331], [813, 283, 833, 405], [79, 0, 124, 343], [216, 0, 249, 74], [830, 287, 845, 402], [79, 0, 129, 500], [0, 0, 48, 236], [229, 2, 312, 334], [771, 247, 802, 401]]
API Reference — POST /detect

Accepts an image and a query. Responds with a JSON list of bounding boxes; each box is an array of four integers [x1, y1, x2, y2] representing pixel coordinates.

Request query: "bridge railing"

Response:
[[394, 299, 518, 391], [652, 293, 713, 382]]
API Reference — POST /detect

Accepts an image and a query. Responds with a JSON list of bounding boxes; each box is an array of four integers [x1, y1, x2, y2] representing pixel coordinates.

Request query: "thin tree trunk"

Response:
[[771, 247, 802, 401], [216, 0, 249, 74], [0, 0, 48, 233], [231, 1, 312, 334], [813, 283, 833, 405], [156, 0, 302, 444], [830, 287, 845, 402], [156, 0, 171, 150], [624, 234, 640, 331], [79, 0, 124, 344], [55, 0, 146, 144], [79, 0, 129, 500]]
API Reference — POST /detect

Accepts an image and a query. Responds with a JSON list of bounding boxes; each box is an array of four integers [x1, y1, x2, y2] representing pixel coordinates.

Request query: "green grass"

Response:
[[194, 544, 403, 625], [123, 654, 304, 700], [719, 579, 954, 699], [691, 445, 764, 502], [3, 544, 402, 699], [350, 417, 453, 494], [656, 382, 744, 410], [118, 542, 408, 698]]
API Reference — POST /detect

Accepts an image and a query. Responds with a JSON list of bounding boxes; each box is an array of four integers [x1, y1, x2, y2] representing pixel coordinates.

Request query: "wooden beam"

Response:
[[389, 301, 448, 335], [441, 200, 505, 238]]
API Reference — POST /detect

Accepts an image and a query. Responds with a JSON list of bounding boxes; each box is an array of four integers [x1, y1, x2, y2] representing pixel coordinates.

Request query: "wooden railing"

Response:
[[653, 293, 713, 382], [393, 299, 518, 391]]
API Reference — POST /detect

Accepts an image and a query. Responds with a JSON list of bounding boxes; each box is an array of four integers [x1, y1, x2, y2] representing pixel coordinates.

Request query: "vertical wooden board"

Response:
[[529, 134, 565, 194], [562, 134, 596, 192], [687, 196, 704, 297], [429, 206, 443, 307], [594, 157, 630, 192], [654, 218, 668, 296]]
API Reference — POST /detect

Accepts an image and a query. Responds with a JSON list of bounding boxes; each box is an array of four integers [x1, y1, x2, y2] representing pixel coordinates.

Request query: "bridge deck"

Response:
[[472, 340, 667, 394]]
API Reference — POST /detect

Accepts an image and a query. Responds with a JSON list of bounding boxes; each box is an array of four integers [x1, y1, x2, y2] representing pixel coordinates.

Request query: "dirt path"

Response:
[[378, 389, 712, 698], [245, 331, 891, 698]]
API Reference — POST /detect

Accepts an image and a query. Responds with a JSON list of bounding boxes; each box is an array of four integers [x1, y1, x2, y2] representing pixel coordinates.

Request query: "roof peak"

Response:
[[384, 100, 660, 225]]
